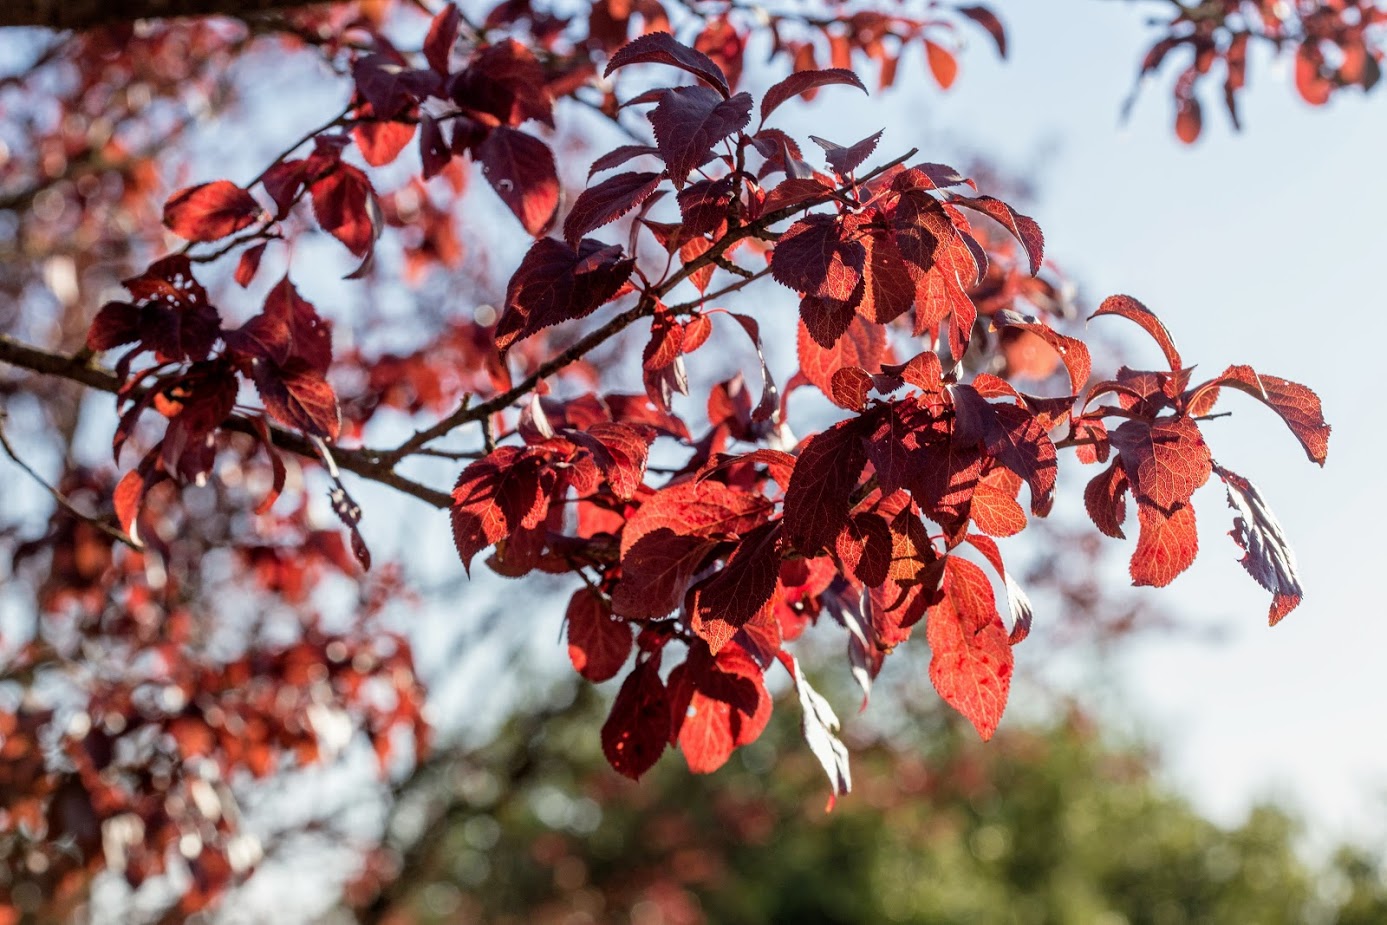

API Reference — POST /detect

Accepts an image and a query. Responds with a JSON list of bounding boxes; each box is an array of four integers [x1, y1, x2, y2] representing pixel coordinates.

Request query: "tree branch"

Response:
[[0, 334, 453, 509], [0, 0, 341, 30]]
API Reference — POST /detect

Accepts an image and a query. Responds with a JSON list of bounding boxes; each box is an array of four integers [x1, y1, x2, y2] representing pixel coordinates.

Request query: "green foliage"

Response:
[[364, 687, 1387, 924]]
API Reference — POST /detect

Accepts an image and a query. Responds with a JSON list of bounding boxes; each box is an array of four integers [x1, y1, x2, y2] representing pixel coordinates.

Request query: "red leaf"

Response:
[[1214, 464, 1303, 625], [352, 119, 416, 167], [1089, 294, 1183, 371], [495, 237, 634, 350], [724, 312, 779, 423], [163, 180, 260, 242], [588, 144, 662, 177], [951, 386, 1058, 515], [113, 467, 146, 538], [423, 3, 461, 74], [948, 194, 1044, 276], [970, 467, 1026, 537], [958, 6, 1008, 58], [648, 86, 753, 185], [692, 522, 782, 653], [1109, 416, 1211, 510], [234, 242, 267, 288], [1295, 42, 1332, 106], [1175, 92, 1203, 144], [799, 292, 862, 350], [1188, 365, 1330, 466], [760, 68, 867, 124], [453, 40, 554, 128], [615, 529, 718, 619], [250, 358, 340, 440], [854, 218, 916, 324], [564, 171, 663, 245], [260, 157, 310, 217], [477, 127, 559, 235], [605, 32, 732, 98], [310, 163, 377, 257], [809, 130, 882, 177], [1130, 499, 1198, 588], [87, 300, 142, 352], [451, 447, 547, 573], [962, 533, 1034, 644], [226, 276, 333, 375], [760, 176, 831, 214], [614, 480, 769, 618], [924, 39, 959, 89], [927, 557, 1013, 739], [601, 656, 670, 780], [1084, 460, 1130, 539], [418, 114, 452, 179], [569, 421, 654, 499], [797, 314, 886, 401], [994, 316, 1091, 393], [771, 213, 866, 303], [784, 418, 869, 554], [837, 511, 893, 586], [90, 257, 220, 363], [353, 55, 432, 117], [829, 367, 872, 411], [567, 588, 633, 682], [249, 416, 286, 515], [676, 176, 737, 237], [668, 645, 770, 773], [683, 314, 713, 352]]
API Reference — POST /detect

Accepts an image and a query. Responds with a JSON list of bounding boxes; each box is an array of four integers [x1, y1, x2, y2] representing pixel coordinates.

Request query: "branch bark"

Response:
[[0, 334, 453, 509], [0, 0, 339, 30]]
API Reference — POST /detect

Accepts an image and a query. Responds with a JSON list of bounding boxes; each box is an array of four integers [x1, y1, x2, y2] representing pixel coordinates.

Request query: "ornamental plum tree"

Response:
[[0, 0, 1370, 919]]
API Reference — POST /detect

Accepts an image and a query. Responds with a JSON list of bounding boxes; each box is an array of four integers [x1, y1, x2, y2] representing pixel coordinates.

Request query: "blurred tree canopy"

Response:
[[348, 684, 1387, 925]]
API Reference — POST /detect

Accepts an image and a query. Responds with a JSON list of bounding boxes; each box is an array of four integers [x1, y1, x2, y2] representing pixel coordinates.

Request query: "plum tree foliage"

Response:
[[0, 0, 1373, 918]]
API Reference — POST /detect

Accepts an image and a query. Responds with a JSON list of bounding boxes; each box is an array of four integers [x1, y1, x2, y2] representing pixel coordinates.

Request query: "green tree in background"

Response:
[[349, 684, 1387, 925]]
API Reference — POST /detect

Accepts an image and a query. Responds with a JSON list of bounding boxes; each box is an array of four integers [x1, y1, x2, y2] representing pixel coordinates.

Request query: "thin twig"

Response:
[[0, 334, 453, 509], [0, 413, 139, 548]]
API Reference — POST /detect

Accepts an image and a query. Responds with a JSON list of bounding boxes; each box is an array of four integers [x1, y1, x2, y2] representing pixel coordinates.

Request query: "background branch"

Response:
[[0, 335, 453, 509]]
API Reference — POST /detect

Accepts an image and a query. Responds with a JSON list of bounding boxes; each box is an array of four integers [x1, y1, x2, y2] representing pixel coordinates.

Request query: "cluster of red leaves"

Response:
[[445, 36, 1330, 796], [0, 0, 1348, 920], [1130, 0, 1385, 142], [86, 256, 364, 562], [0, 465, 428, 921], [61, 0, 1331, 813]]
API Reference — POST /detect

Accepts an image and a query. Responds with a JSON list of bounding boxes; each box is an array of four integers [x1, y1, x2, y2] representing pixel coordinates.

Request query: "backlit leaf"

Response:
[[1215, 464, 1304, 625], [163, 180, 260, 242], [477, 127, 559, 235]]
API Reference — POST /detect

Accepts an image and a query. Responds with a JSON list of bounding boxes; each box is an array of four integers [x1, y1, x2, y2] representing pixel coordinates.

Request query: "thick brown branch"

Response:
[[0, 0, 339, 30], [0, 334, 453, 509]]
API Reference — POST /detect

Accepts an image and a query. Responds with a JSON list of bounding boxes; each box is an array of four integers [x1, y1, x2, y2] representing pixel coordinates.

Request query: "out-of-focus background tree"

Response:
[[345, 679, 1387, 925]]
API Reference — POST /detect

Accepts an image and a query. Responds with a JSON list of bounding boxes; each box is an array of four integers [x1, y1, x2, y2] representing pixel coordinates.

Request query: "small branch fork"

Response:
[[0, 334, 452, 509]]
